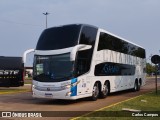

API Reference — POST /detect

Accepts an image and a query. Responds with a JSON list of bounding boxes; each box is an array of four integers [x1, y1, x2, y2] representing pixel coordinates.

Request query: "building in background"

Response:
[[25, 67, 33, 78]]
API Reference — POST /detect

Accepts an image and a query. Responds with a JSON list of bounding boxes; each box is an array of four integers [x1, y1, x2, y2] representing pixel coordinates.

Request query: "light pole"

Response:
[[43, 12, 49, 29]]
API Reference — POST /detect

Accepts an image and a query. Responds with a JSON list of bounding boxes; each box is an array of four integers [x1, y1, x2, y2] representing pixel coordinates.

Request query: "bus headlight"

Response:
[[65, 81, 80, 89], [32, 85, 35, 89], [66, 92, 72, 96], [65, 84, 71, 89]]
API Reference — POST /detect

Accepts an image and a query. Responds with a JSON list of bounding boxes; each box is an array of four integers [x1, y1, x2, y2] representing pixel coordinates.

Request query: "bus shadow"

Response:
[[0, 87, 148, 106], [33, 97, 90, 105], [108, 89, 134, 97]]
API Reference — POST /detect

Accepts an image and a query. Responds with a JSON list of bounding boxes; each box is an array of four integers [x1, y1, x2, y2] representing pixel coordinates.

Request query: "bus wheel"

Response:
[[100, 82, 109, 98], [91, 83, 99, 101], [137, 81, 141, 91], [132, 81, 138, 92]]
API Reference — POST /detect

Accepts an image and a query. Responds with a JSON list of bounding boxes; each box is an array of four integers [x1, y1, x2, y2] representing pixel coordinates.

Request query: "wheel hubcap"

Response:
[[135, 83, 137, 90], [93, 85, 99, 97], [103, 85, 108, 95]]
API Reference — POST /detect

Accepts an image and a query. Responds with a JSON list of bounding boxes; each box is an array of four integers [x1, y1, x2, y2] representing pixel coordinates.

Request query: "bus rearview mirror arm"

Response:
[[23, 49, 35, 63], [70, 44, 92, 61]]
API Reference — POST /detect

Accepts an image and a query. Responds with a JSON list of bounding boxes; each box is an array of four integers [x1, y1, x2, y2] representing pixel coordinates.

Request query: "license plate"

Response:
[[45, 93, 53, 98]]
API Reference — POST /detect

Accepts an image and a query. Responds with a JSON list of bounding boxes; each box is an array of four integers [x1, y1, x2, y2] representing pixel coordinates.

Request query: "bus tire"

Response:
[[132, 81, 138, 92], [137, 81, 141, 91], [90, 82, 99, 101], [100, 82, 109, 98]]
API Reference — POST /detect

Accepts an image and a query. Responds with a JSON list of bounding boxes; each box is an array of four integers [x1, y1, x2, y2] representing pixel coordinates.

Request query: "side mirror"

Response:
[[23, 49, 35, 63], [70, 44, 92, 61]]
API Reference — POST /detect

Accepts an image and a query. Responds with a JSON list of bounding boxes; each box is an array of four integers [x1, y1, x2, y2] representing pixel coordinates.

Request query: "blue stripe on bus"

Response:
[[71, 78, 77, 96]]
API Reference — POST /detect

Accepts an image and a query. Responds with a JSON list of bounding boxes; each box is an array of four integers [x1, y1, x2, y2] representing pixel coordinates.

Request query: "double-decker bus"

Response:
[[0, 56, 24, 87], [32, 24, 146, 100]]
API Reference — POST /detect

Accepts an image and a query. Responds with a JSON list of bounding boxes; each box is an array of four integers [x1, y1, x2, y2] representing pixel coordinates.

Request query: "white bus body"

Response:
[[32, 24, 146, 100]]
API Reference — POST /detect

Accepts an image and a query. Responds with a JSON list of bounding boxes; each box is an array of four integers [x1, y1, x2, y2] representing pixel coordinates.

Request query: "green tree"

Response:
[[146, 63, 155, 75]]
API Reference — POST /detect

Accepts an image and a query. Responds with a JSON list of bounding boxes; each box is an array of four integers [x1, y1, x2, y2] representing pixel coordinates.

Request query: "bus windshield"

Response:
[[33, 53, 74, 82]]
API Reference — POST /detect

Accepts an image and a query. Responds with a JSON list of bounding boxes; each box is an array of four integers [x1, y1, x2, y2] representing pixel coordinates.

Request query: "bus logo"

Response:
[[2, 112, 11, 117], [47, 88, 50, 91]]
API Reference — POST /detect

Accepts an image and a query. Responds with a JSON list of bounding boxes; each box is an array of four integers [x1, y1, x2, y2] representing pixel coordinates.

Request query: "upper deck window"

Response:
[[79, 26, 97, 45], [98, 32, 146, 58], [36, 25, 81, 50]]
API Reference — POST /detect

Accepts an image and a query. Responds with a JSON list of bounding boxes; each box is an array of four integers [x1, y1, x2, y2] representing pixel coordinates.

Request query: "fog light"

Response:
[[66, 92, 72, 96], [32, 85, 35, 89]]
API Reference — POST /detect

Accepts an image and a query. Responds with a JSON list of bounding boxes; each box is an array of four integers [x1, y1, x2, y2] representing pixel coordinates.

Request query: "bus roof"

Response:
[[42, 24, 145, 50], [49, 23, 98, 30]]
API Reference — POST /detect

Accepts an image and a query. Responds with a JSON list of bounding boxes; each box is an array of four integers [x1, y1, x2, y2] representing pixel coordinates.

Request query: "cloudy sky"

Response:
[[0, 0, 160, 65]]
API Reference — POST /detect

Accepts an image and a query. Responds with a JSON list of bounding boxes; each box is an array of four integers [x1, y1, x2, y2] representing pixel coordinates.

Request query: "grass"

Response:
[[24, 77, 32, 84], [75, 90, 160, 120], [0, 88, 30, 95], [0, 79, 32, 95]]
